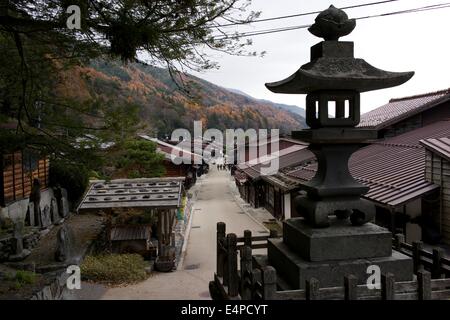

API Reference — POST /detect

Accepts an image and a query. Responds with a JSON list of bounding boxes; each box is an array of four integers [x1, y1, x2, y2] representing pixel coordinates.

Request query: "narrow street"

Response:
[[75, 166, 268, 299]]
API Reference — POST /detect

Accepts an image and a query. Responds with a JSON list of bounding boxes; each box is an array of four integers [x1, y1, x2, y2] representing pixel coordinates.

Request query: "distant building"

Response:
[[139, 135, 204, 188]]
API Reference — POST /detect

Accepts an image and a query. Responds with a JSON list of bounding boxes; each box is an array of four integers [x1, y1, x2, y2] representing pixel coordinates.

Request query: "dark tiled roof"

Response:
[[78, 178, 184, 211], [420, 137, 450, 161], [238, 145, 314, 180], [359, 88, 450, 129], [287, 121, 450, 207]]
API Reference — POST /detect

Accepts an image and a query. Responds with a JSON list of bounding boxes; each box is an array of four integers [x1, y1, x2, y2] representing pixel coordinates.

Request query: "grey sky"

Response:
[[190, 0, 450, 114]]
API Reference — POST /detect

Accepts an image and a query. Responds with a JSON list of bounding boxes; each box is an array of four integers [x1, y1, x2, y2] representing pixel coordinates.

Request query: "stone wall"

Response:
[[1, 188, 56, 222], [0, 230, 40, 261]]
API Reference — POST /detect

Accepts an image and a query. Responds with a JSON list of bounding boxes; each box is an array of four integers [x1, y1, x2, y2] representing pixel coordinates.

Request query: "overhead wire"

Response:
[[211, 2, 450, 40]]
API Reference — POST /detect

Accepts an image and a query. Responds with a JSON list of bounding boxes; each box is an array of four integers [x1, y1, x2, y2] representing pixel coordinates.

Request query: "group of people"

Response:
[[216, 163, 233, 171]]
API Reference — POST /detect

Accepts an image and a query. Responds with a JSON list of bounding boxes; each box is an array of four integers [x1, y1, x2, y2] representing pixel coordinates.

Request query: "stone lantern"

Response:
[[266, 5, 414, 228], [263, 5, 414, 288]]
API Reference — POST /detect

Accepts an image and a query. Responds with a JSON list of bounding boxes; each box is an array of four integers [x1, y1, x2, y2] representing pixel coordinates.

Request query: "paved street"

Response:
[[74, 166, 269, 299]]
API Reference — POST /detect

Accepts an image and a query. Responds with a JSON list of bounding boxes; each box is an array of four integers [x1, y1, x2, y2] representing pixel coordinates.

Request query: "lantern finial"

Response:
[[308, 5, 356, 40]]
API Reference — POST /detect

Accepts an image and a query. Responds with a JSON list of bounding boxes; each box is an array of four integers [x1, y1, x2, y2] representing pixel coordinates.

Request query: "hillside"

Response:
[[57, 59, 306, 137], [226, 88, 306, 118]]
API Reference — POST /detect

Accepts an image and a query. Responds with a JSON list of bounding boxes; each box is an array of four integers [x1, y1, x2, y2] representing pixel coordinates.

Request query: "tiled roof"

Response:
[[420, 137, 450, 161], [287, 121, 450, 207], [237, 145, 314, 180], [139, 135, 203, 164], [359, 88, 450, 129]]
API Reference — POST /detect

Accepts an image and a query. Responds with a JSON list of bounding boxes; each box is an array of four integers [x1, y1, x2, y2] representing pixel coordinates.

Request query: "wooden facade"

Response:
[[425, 149, 450, 245], [1, 150, 49, 206]]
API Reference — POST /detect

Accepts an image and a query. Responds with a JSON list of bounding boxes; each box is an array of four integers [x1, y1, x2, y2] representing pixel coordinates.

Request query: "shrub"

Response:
[[80, 254, 149, 285]]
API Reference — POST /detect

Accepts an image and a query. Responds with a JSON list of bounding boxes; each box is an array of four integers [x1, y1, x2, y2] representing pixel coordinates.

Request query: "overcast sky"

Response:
[[189, 0, 450, 114]]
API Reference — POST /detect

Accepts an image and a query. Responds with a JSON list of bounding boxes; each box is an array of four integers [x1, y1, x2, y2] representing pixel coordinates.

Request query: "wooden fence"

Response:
[[209, 222, 450, 300]]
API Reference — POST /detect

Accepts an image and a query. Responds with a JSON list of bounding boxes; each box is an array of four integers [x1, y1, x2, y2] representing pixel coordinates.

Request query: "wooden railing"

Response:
[[393, 234, 450, 278], [209, 222, 450, 300], [213, 222, 278, 299]]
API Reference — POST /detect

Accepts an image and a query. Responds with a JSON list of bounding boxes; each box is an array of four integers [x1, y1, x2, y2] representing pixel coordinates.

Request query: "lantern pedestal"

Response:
[[266, 238, 413, 289]]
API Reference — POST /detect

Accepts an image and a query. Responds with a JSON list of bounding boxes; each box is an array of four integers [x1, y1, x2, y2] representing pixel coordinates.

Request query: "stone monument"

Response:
[[8, 221, 31, 261], [264, 5, 415, 288], [55, 225, 75, 263]]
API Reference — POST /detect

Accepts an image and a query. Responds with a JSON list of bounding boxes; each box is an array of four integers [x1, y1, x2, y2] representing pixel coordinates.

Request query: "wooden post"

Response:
[[243, 230, 252, 248], [262, 266, 277, 300], [417, 269, 431, 300], [344, 275, 357, 300], [165, 210, 170, 245], [381, 273, 395, 300], [157, 210, 163, 254], [394, 233, 405, 251], [269, 229, 278, 238], [227, 233, 239, 297], [251, 268, 262, 300], [432, 248, 443, 279], [240, 246, 253, 300], [217, 222, 226, 277], [306, 278, 320, 300], [413, 241, 423, 274]]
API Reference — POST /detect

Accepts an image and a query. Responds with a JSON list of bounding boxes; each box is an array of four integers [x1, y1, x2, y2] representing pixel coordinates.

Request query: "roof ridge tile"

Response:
[[389, 88, 450, 102]]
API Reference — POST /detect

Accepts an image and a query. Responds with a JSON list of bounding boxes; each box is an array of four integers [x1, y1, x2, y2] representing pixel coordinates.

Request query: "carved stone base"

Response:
[[283, 217, 391, 261], [294, 195, 375, 227], [268, 239, 413, 289]]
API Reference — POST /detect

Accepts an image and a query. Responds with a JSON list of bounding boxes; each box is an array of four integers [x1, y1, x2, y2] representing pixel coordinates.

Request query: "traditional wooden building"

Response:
[[1, 150, 49, 207], [421, 137, 450, 245], [359, 88, 450, 138], [234, 144, 314, 220], [139, 136, 203, 188]]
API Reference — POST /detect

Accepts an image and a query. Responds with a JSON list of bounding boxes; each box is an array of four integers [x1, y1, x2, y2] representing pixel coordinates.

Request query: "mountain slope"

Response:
[[226, 88, 306, 118], [57, 59, 306, 137]]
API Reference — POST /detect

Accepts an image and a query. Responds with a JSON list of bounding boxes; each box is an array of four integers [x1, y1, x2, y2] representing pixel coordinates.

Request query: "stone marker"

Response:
[[9, 221, 31, 261], [25, 202, 35, 226], [30, 178, 42, 227], [55, 188, 70, 218], [41, 205, 52, 229], [55, 225, 75, 263], [50, 198, 61, 224]]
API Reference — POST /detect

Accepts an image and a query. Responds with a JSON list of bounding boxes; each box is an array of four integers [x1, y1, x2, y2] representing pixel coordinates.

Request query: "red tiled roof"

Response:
[[359, 88, 450, 129], [420, 137, 450, 161], [287, 121, 450, 207]]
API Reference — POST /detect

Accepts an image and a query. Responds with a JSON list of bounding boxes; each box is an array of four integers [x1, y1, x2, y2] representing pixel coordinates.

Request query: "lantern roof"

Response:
[[265, 5, 414, 94]]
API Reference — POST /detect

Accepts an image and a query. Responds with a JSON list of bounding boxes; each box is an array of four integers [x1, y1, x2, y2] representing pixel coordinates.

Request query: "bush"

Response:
[[80, 254, 149, 285], [49, 161, 90, 203], [5, 270, 38, 289]]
